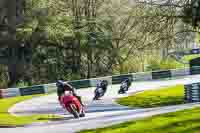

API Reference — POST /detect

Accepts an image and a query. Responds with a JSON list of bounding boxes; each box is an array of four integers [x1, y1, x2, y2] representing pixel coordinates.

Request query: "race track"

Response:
[[1, 75, 200, 133]]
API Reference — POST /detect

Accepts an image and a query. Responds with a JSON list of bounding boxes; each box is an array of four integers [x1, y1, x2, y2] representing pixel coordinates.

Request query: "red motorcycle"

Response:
[[60, 91, 85, 118]]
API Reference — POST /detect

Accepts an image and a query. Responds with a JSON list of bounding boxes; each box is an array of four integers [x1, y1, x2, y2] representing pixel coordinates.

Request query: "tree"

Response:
[[1, 0, 199, 86], [0, 0, 26, 87], [56, 0, 114, 78], [183, 0, 200, 28]]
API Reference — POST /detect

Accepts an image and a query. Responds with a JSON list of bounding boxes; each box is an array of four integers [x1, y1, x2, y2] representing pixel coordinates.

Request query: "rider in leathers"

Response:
[[56, 80, 84, 106]]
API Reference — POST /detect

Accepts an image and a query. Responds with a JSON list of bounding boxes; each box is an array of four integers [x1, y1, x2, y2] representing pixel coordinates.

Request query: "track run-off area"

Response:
[[1, 75, 200, 133]]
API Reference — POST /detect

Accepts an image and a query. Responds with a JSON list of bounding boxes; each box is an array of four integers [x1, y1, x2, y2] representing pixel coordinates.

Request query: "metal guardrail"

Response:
[[19, 85, 46, 96], [152, 70, 171, 79], [0, 67, 198, 99], [190, 66, 200, 75]]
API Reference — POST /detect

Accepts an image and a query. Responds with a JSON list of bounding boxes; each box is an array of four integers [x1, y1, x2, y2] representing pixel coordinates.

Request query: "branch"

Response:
[[136, 0, 189, 8]]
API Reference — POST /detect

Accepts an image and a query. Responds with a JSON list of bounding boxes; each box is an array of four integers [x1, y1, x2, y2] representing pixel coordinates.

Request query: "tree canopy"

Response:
[[0, 0, 199, 87]]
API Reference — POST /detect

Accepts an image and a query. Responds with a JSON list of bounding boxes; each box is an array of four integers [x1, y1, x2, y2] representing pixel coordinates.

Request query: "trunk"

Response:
[[72, 39, 80, 75], [119, 63, 124, 74], [8, 64, 17, 87], [7, 42, 32, 87], [87, 44, 93, 79], [23, 42, 33, 86], [6, 0, 25, 87], [7, 46, 19, 87], [87, 53, 91, 79], [7, 0, 17, 46], [117, 57, 124, 74]]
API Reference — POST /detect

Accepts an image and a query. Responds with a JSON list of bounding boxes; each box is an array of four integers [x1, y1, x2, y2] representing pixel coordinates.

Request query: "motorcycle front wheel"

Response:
[[79, 107, 85, 117], [69, 104, 79, 118]]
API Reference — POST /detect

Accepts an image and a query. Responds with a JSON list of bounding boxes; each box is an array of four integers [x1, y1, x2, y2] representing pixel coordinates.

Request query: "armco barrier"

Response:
[[44, 83, 57, 93], [19, 85, 45, 96], [112, 74, 133, 84], [190, 66, 200, 75], [133, 72, 152, 81], [68, 79, 91, 89], [152, 70, 171, 79], [1, 88, 20, 98], [90, 76, 112, 87], [0, 67, 197, 99], [171, 68, 190, 77]]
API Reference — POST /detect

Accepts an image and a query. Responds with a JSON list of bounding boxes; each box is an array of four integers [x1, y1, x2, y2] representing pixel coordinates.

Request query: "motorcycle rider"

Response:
[[98, 80, 108, 93], [93, 80, 109, 100], [121, 78, 132, 91], [56, 80, 84, 106]]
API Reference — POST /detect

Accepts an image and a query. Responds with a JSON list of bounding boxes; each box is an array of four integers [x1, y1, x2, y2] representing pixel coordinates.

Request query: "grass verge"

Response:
[[0, 95, 61, 127], [182, 54, 200, 61], [117, 85, 185, 108], [79, 107, 200, 133]]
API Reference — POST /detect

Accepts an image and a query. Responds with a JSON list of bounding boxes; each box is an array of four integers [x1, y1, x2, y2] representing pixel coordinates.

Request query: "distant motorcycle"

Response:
[[118, 82, 128, 94], [60, 91, 85, 118], [93, 80, 108, 100], [93, 87, 106, 100]]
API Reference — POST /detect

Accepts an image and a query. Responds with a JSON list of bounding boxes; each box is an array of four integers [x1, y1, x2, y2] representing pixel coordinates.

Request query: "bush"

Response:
[[145, 60, 161, 71], [146, 58, 182, 71], [16, 80, 29, 88], [160, 58, 182, 70]]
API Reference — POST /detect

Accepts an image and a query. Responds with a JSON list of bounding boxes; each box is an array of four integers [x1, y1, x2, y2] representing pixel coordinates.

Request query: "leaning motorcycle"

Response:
[[93, 87, 105, 100], [60, 91, 85, 118], [118, 82, 128, 94]]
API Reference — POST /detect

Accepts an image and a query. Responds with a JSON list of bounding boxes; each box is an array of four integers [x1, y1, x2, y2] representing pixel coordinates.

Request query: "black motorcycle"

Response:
[[93, 87, 106, 100], [118, 82, 128, 94]]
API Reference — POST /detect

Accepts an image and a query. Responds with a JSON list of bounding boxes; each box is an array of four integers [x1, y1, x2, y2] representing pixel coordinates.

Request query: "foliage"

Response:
[[183, 0, 200, 28], [146, 58, 183, 71], [198, 33, 200, 43], [146, 59, 161, 71], [160, 59, 183, 70], [0, 0, 199, 86], [0, 65, 8, 88], [112, 54, 147, 74], [16, 80, 29, 88]]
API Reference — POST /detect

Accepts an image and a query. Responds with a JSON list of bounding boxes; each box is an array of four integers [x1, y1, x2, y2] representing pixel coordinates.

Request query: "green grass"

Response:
[[0, 95, 61, 127], [176, 54, 200, 66], [117, 85, 185, 108], [182, 55, 200, 62], [79, 85, 200, 133], [167, 54, 200, 69], [79, 107, 200, 133]]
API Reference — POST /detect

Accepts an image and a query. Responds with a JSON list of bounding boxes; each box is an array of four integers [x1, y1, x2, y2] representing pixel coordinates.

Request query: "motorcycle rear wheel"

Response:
[[118, 89, 125, 94]]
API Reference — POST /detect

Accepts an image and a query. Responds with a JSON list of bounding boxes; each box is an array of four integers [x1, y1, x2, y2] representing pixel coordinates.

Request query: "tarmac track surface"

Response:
[[1, 75, 200, 133]]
